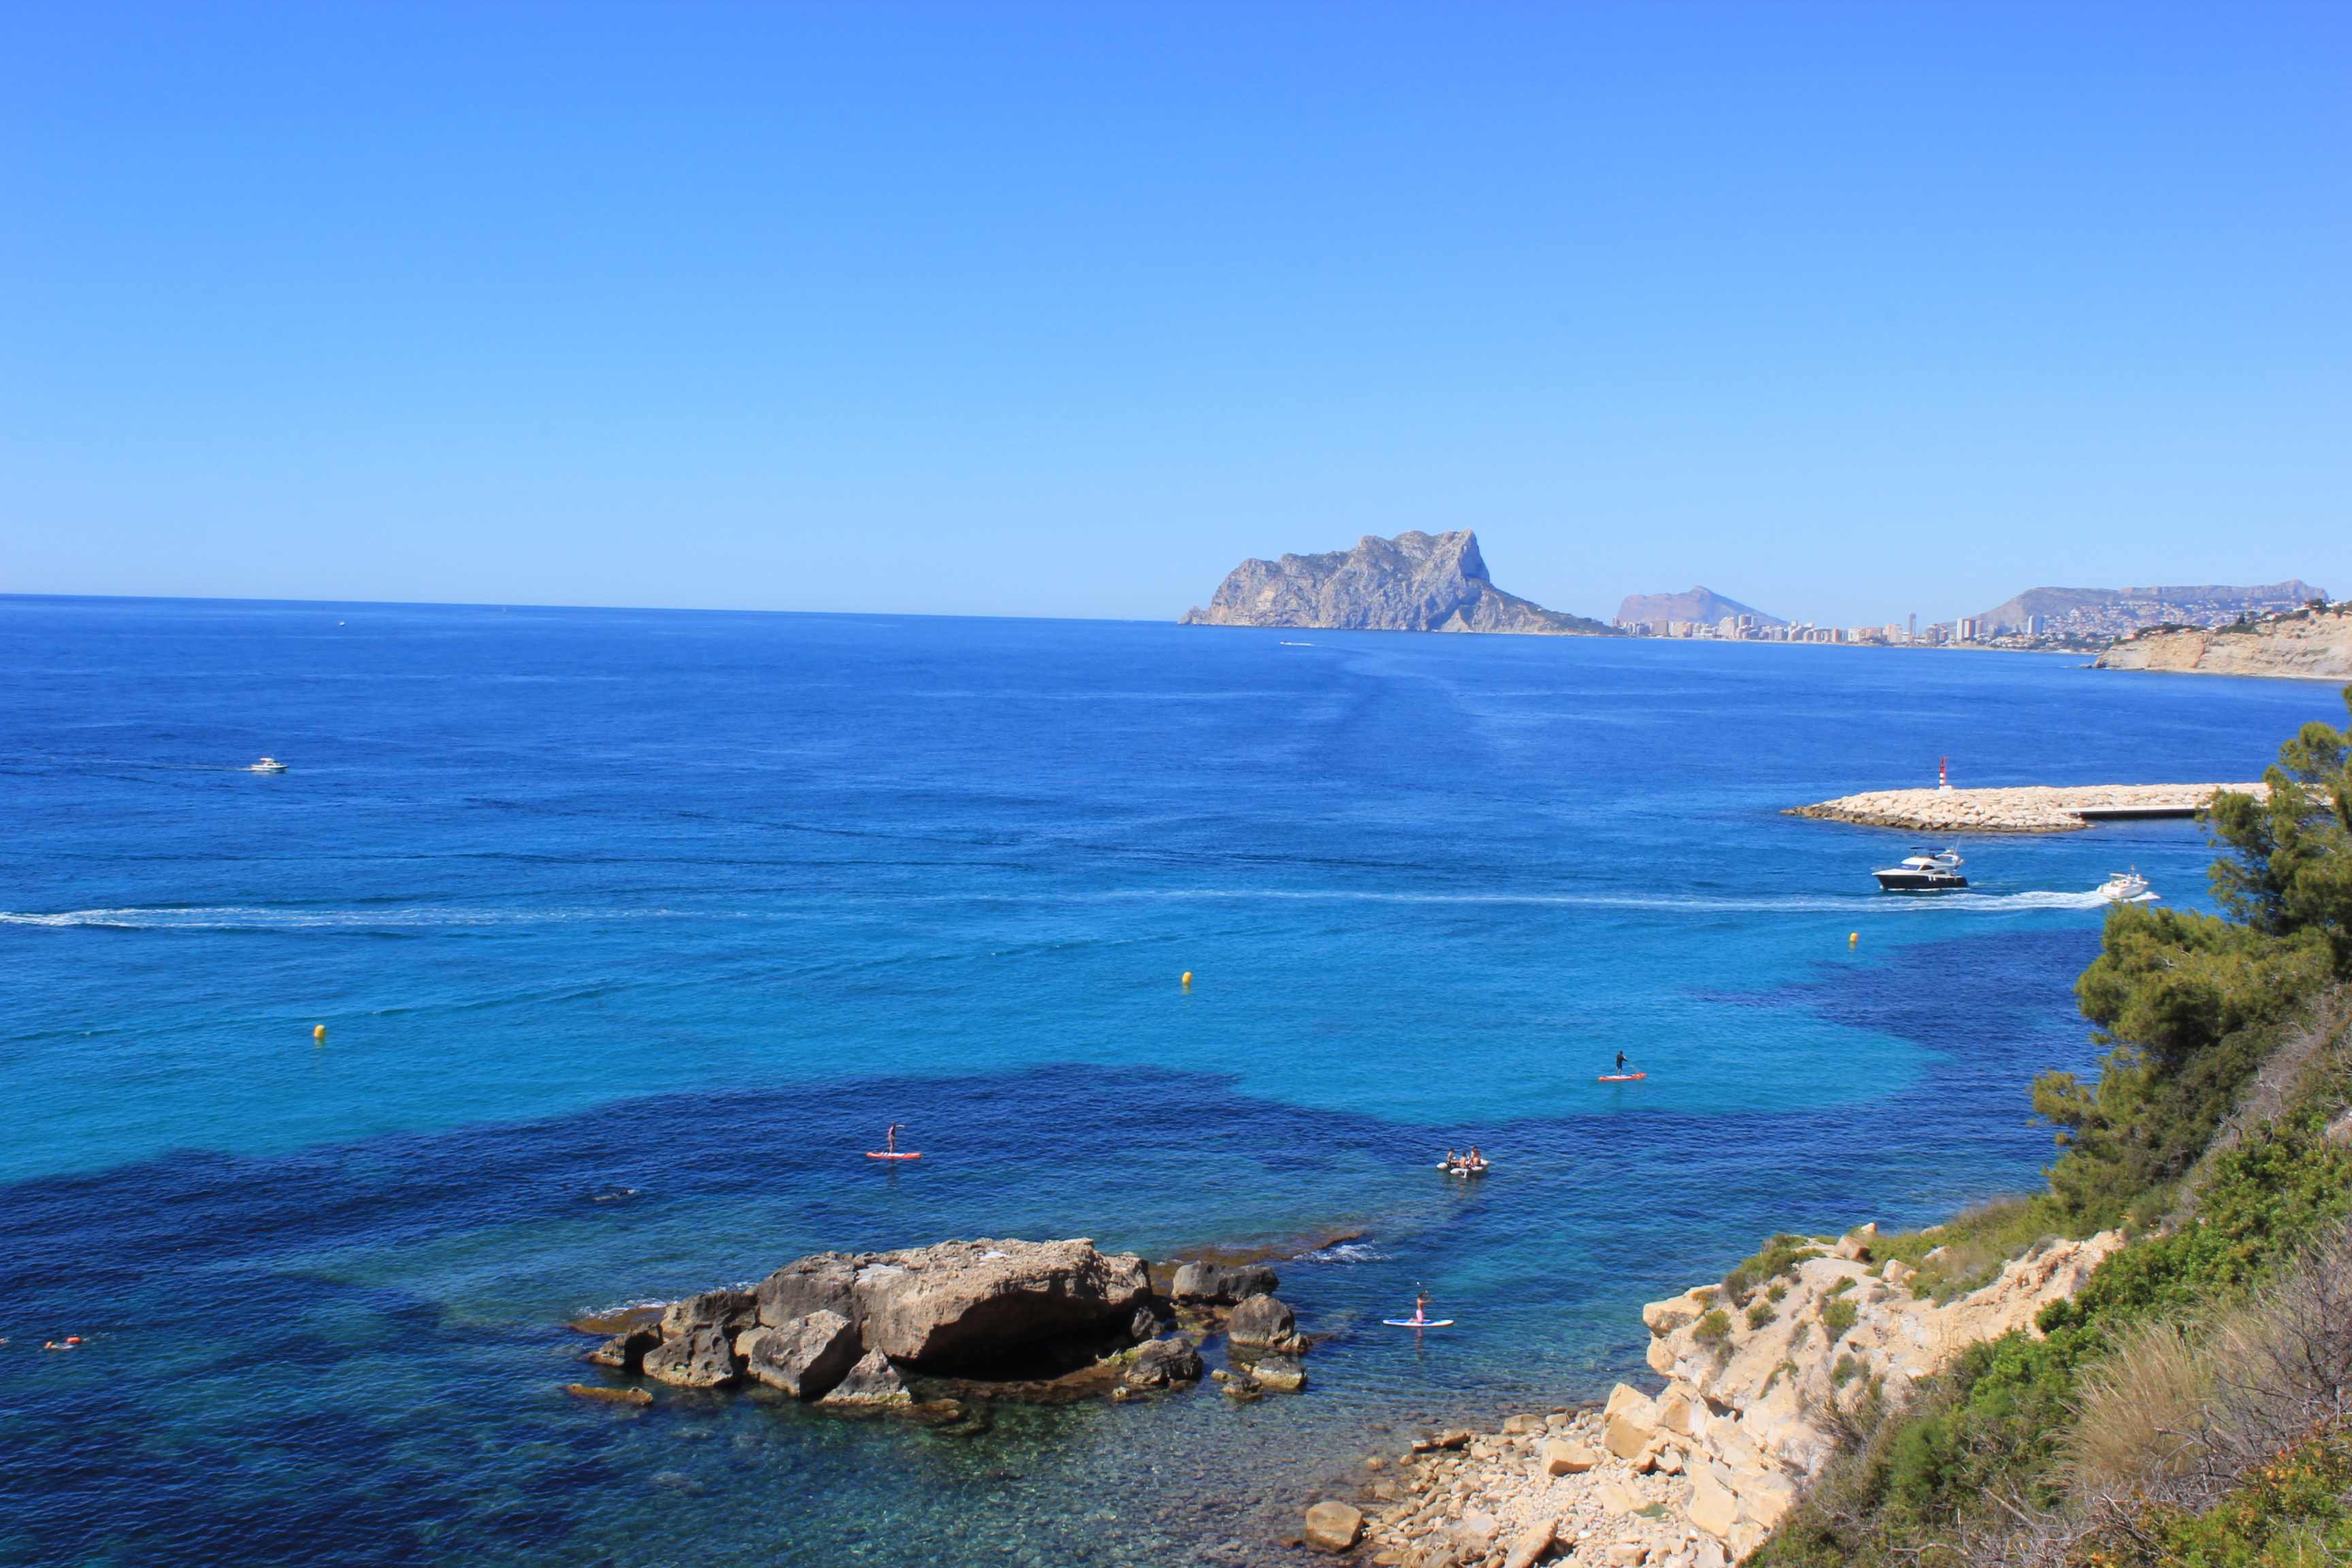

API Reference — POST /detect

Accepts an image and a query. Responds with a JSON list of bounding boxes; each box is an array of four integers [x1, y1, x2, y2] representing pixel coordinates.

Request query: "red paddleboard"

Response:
[[1597, 1073, 1647, 1082], [865, 1151, 923, 1160]]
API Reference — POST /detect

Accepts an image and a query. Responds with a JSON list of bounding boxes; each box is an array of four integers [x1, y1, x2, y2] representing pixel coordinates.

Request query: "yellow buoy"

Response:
[[1849, 932, 1859, 945], [313, 1024, 327, 1040], [1181, 971, 1193, 987]]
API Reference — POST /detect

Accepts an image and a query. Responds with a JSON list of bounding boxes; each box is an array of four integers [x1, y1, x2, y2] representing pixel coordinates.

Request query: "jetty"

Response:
[[1786, 781, 2268, 834]]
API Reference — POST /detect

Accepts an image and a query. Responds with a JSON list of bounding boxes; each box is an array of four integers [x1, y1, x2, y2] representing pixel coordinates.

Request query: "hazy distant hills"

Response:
[[1976, 580, 2325, 633], [1614, 586, 1786, 628], [1181, 530, 1616, 635]]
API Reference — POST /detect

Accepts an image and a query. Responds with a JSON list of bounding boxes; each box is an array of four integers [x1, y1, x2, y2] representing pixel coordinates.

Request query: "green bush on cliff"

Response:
[[1757, 1122, 2352, 1567], [2038, 906, 2329, 1228], [1753, 691, 2352, 1568]]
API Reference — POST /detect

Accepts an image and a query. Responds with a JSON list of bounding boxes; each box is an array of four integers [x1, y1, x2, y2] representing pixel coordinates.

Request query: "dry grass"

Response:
[[2066, 1315, 2229, 1492]]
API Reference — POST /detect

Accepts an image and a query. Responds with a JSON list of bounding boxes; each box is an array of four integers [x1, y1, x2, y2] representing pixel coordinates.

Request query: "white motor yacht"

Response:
[[248, 757, 287, 773], [2097, 868, 2153, 903], [1873, 849, 1967, 892]]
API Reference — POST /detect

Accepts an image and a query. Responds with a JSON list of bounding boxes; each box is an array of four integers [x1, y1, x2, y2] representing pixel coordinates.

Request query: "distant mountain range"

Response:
[[1975, 581, 2325, 634], [1614, 587, 1786, 629]]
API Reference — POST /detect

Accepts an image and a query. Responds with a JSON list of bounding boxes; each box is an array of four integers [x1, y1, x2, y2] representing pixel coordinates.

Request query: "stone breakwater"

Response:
[[1786, 782, 2266, 834], [1331, 1225, 2121, 1567]]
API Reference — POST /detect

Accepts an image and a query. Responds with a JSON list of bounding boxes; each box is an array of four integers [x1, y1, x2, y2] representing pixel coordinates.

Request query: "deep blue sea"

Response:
[[2, 596, 2338, 1567]]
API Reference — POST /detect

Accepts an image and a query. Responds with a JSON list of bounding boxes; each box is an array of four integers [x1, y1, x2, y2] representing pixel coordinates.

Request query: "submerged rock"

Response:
[[1248, 1354, 1306, 1392], [1124, 1339, 1205, 1388]]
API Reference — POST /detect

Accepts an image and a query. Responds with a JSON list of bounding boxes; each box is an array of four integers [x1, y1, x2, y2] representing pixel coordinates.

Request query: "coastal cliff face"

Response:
[[2093, 604, 2352, 679], [1180, 531, 1615, 636]]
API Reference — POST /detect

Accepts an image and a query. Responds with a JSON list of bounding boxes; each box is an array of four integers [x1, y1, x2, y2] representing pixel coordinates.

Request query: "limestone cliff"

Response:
[[1179, 530, 1615, 636], [2094, 604, 2352, 679]]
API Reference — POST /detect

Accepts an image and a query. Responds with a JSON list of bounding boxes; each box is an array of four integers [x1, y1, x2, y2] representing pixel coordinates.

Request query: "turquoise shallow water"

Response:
[[1, 596, 2337, 1565]]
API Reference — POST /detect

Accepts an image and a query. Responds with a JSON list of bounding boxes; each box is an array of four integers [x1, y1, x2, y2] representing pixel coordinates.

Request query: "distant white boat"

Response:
[[248, 757, 287, 773], [2097, 868, 2153, 903]]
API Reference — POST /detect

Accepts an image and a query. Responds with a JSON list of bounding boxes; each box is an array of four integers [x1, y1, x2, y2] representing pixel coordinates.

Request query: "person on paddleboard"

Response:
[[1412, 1290, 1432, 1326], [1614, 1051, 1630, 1075]]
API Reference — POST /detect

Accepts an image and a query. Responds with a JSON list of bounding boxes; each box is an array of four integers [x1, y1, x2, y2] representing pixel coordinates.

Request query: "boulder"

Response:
[[1224, 1293, 1297, 1347], [642, 1324, 740, 1388], [738, 1310, 862, 1399], [1249, 1354, 1307, 1392], [1503, 1518, 1557, 1568], [661, 1288, 757, 1341], [1126, 1304, 1162, 1343], [754, 1253, 860, 1327], [1603, 1382, 1660, 1459], [585, 1323, 662, 1373], [1642, 1290, 1709, 1336], [847, 1238, 1152, 1369], [1541, 1440, 1599, 1475], [1686, 1463, 1739, 1540], [1171, 1260, 1279, 1303], [818, 1348, 911, 1407], [1303, 1500, 1363, 1553], [1125, 1339, 1205, 1388]]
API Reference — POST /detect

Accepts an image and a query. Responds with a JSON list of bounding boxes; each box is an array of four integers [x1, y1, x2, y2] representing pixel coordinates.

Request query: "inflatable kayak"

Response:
[[1382, 1318, 1455, 1328], [1597, 1073, 1646, 1082]]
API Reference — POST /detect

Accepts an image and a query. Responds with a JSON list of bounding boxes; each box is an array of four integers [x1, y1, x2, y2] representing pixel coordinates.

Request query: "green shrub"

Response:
[[1693, 1309, 1731, 1348], [1725, 1233, 1825, 1303], [1827, 1275, 1854, 1296], [1830, 1354, 1862, 1388], [1820, 1297, 1857, 1339], [1767, 1281, 1787, 1303], [1747, 1301, 1776, 1330]]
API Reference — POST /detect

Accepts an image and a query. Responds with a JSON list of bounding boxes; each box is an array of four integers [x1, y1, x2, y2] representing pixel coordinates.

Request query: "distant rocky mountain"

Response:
[[1977, 581, 2325, 634], [1614, 587, 1785, 629], [1180, 531, 1614, 636]]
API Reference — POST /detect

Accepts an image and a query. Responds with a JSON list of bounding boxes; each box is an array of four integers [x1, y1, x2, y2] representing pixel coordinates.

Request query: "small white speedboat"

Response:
[[2096, 869, 2152, 903], [248, 757, 287, 773], [1873, 849, 1967, 892]]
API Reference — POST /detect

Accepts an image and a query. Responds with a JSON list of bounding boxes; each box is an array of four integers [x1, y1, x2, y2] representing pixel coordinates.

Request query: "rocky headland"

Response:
[[1786, 781, 2268, 834], [1335, 1225, 2121, 1568], [1181, 532, 1614, 636], [2093, 602, 2352, 679]]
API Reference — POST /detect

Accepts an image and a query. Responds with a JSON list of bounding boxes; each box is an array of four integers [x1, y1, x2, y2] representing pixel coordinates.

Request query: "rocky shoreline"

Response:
[[2093, 603, 2352, 679], [1326, 1225, 2121, 1567], [1786, 781, 2266, 834]]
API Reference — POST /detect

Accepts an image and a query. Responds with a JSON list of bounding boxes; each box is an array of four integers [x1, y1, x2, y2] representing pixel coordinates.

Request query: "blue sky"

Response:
[[2, 1, 2344, 626]]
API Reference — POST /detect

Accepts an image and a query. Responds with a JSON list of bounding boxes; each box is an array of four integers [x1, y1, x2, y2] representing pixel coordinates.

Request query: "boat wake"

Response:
[[0, 904, 698, 930]]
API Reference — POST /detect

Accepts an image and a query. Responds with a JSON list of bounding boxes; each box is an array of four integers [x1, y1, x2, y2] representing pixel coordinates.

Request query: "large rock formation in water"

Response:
[[1179, 530, 1614, 636]]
